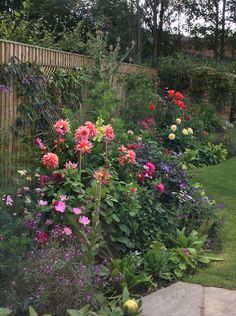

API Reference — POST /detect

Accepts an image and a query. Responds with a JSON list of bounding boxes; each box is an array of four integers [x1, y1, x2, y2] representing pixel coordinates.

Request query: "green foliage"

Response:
[[103, 255, 153, 294], [0, 308, 12, 316], [182, 143, 227, 169], [122, 73, 158, 124]]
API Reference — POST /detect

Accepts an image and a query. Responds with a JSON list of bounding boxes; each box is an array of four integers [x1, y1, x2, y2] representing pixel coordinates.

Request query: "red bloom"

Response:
[[149, 103, 156, 111], [174, 100, 187, 110], [38, 175, 50, 187], [168, 90, 175, 98], [93, 169, 111, 185], [51, 172, 63, 183], [186, 114, 191, 122], [137, 172, 145, 183], [35, 231, 49, 245], [175, 92, 184, 100]]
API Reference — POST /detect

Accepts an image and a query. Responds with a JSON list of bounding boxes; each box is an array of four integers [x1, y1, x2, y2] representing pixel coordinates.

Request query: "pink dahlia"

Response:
[[64, 161, 77, 170], [85, 121, 97, 138], [54, 119, 70, 136], [93, 169, 111, 185], [63, 226, 72, 236], [75, 140, 92, 154], [75, 126, 90, 142], [126, 150, 136, 164], [42, 153, 59, 170], [103, 125, 115, 141]]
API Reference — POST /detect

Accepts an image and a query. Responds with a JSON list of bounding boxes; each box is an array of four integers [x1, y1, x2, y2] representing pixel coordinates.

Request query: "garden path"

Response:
[[142, 281, 236, 316]]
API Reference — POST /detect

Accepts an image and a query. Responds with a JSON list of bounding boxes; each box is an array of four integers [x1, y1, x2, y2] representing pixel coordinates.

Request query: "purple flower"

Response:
[[0, 84, 10, 93], [38, 199, 48, 206], [217, 202, 224, 209], [6, 195, 13, 206]]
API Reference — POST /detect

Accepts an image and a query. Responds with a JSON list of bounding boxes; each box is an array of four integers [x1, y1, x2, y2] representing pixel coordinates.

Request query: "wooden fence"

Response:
[[0, 39, 157, 188]]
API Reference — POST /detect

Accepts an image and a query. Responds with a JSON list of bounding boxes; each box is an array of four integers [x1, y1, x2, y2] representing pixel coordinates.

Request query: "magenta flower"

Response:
[[155, 183, 165, 193], [73, 207, 82, 215], [38, 200, 48, 206], [63, 227, 72, 236], [6, 195, 13, 206], [54, 201, 66, 213], [79, 215, 90, 226]]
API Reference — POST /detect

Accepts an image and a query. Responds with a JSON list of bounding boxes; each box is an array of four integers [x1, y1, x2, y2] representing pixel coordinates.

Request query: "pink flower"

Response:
[[36, 138, 47, 152], [127, 130, 134, 135], [60, 195, 67, 201], [54, 201, 66, 213], [130, 187, 138, 193], [155, 183, 165, 193], [126, 150, 136, 164], [143, 162, 156, 178], [75, 140, 92, 154], [79, 215, 90, 226], [85, 121, 97, 138], [103, 125, 115, 141], [119, 145, 127, 153], [38, 200, 48, 206], [93, 169, 111, 185], [75, 126, 90, 142], [35, 231, 49, 245], [63, 226, 72, 236], [64, 161, 77, 170], [54, 119, 70, 136], [42, 153, 59, 170], [6, 195, 13, 206], [73, 207, 82, 215]]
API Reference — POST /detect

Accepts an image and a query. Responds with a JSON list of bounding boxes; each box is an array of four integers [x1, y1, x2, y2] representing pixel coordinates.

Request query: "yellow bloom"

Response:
[[188, 128, 193, 135], [170, 124, 177, 132], [182, 128, 189, 135], [175, 118, 181, 124], [168, 133, 176, 140], [123, 299, 139, 315]]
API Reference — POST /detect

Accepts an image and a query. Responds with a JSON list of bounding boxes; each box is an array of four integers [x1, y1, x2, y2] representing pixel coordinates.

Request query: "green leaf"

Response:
[[29, 306, 37, 316], [122, 287, 130, 303], [0, 308, 12, 316], [67, 305, 90, 316]]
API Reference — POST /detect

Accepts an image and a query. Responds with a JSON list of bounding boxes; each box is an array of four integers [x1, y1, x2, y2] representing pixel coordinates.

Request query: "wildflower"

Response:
[[137, 136, 142, 142], [127, 130, 134, 135], [63, 227, 72, 236], [123, 299, 139, 315], [54, 119, 70, 136], [73, 207, 82, 215], [149, 103, 155, 111], [75, 126, 90, 142], [64, 161, 77, 170], [38, 200, 48, 206], [17, 169, 27, 176], [75, 140, 92, 154], [103, 124, 115, 141], [155, 183, 165, 193], [79, 215, 90, 226], [182, 128, 189, 135], [54, 201, 66, 213], [6, 195, 13, 206], [42, 153, 59, 170], [84, 121, 97, 138], [168, 89, 175, 98], [170, 124, 177, 132], [94, 169, 111, 185], [175, 118, 182, 124], [35, 231, 49, 245], [175, 91, 184, 100], [187, 128, 193, 135], [168, 133, 176, 140]]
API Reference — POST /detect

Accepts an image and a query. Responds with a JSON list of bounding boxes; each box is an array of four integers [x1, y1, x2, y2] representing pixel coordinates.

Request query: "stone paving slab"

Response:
[[204, 286, 236, 316], [142, 282, 236, 316], [142, 282, 203, 316]]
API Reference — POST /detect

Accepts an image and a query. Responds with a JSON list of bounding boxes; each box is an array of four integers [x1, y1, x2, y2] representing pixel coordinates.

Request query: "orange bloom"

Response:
[[42, 153, 59, 169], [93, 169, 111, 185]]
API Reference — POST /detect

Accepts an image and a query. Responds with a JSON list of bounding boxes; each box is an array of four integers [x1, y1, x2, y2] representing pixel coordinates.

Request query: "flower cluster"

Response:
[[36, 138, 47, 154], [168, 118, 193, 141], [138, 162, 156, 182], [138, 118, 156, 130], [168, 90, 187, 110], [118, 145, 136, 165]]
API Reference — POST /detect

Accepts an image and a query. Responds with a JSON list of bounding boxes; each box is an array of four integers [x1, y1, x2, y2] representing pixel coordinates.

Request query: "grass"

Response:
[[185, 157, 236, 289]]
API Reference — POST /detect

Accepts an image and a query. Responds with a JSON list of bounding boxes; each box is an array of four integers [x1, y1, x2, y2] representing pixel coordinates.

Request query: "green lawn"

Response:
[[185, 157, 236, 289]]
